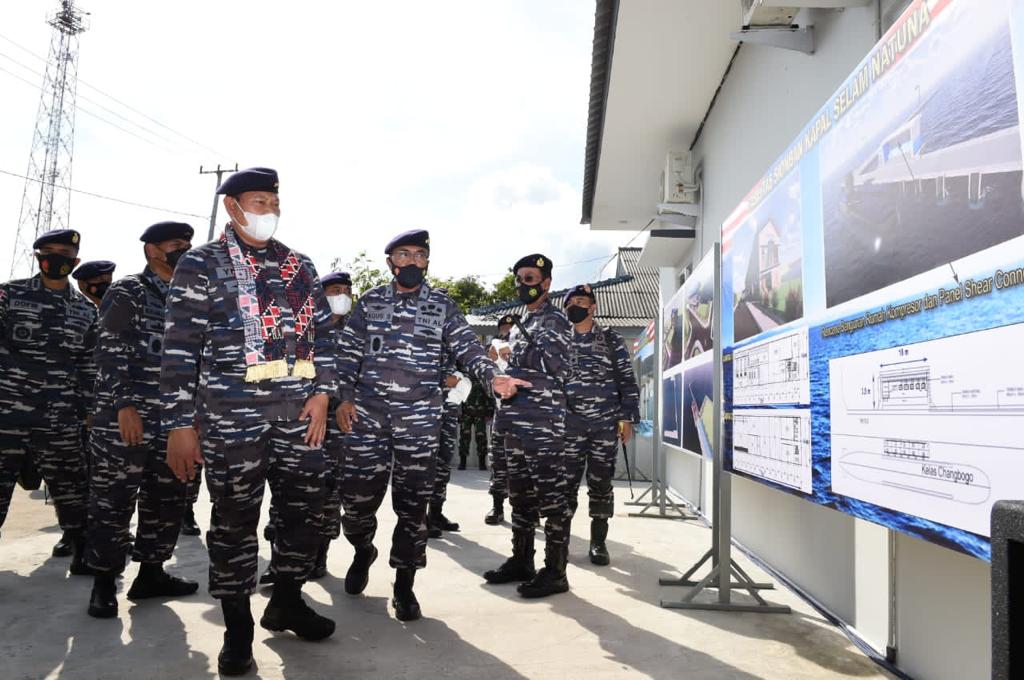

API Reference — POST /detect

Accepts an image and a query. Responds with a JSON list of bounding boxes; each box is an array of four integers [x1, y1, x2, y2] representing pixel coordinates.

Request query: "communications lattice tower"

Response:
[[10, 1, 88, 277]]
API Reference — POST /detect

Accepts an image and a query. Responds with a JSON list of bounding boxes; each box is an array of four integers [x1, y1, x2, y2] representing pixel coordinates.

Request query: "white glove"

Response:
[[446, 372, 472, 405]]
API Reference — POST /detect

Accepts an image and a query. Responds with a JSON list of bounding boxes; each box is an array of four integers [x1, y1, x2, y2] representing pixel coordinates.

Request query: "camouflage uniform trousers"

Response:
[[340, 397, 441, 570], [86, 416, 187, 573], [430, 405, 460, 505], [203, 419, 326, 598], [505, 420, 571, 549], [458, 415, 488, 461], [320, 421, 345, 540], [487, 424, 507, 501], [564, 419, 618, 519], [0, 426, 87, 532]]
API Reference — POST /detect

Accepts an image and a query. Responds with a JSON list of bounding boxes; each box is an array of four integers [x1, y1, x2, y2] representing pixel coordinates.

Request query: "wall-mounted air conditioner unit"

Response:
[[741, 0, 800, 27], [660, 151, 697, 205]]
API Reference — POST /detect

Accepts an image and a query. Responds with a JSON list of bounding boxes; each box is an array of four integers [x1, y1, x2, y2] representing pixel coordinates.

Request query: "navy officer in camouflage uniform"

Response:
[[562, 284, 640, 566], [0, 228, 97, 574], [484, 314, 516, 525], [85, 221, 199, 619], [73, 260, 117, 307], [484, 254, 574, 598], [161, 168, 337, 676], [335, 229, 527, 621], [261, 270, 354, 584]]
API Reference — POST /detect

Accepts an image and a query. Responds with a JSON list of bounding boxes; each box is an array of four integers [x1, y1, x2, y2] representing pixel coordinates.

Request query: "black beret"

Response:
[[497, 314, 520, 330], [563, 284, 596, 306], [33, 229, 80, 250], [385, 229, 430, 254], [140, 221, 194, 244], [512, 253, 552, 278], [216, 167, 279, 196], [72, 260, 116, 280], [320, 271, 352, 288]]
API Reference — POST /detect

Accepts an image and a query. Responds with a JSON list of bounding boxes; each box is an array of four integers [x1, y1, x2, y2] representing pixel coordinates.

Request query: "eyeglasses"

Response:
[[392, 250, 429, 265], [515, 275, 543, 285]]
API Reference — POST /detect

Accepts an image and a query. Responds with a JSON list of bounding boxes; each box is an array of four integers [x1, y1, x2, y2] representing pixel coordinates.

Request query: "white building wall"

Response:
[[660, 5, 992, 678]]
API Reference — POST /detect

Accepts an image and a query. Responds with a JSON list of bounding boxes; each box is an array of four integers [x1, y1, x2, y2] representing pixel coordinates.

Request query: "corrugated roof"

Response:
[[581, 0, 619, 225], [470, 246, 657, 329]]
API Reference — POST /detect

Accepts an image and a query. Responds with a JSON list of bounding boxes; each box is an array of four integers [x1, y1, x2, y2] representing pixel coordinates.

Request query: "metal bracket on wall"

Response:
[[729, 25, 815, 54]]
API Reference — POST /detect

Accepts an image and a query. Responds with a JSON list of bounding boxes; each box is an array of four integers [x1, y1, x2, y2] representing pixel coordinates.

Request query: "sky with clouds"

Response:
[[0, 1, 630, 292]]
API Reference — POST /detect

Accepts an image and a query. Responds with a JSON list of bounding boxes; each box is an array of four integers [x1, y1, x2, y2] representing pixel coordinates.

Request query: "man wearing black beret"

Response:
[[483, 313, 518, 525], [335, 229, 528, 621], [484, 254, 575, 598], [561, 284, 640, 566], [73, 260, 117, 306], [160, 167, 338, 674], [0, 228, 98, 573]]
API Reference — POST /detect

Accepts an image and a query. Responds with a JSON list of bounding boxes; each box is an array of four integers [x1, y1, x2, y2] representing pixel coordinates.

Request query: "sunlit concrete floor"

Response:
[[0, 471, 895, 680]]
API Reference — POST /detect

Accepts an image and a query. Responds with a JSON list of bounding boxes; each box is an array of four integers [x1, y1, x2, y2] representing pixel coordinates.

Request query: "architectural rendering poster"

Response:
[[633, 321, 656, 438], [681, 250, 717, 459], [721, 0, 1024, 561], [661, 282, 686, 447]]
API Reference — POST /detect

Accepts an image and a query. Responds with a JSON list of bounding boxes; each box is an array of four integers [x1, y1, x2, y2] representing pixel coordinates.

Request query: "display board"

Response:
[[633, 321, 656, 438], [661, 248, 719, 458], [722, 0, 1024, 561]]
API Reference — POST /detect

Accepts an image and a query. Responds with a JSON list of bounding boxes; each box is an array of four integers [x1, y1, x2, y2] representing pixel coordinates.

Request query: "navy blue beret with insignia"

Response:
[[512, 253, 552, 278], [216, 167, 279, 196], [33, 228, 81, 250], [72, 260, 117, 280], [497, 313, 520, 330], [140, 221, 194, 244], [320, 271, 352, 288], [563, 283, 596, 306], [385, 229, 430, 254]]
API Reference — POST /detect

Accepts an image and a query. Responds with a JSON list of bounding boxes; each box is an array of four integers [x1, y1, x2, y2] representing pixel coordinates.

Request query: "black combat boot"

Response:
[[484, 496, 504, 525], [127, 562, 199, 600], [87, 571, 118, 618], [219, 596, 254, 676], [309, 541, 329, 580], [589, 518, 610, 566], [517, 541, 569, 599], [263, 524, 276, 542], [484, 530, 536, 583], [260, 578, 335, 641], [180, 506, 201, 537], [457, 456, 467, 471], [344, 543, 378, 595], [478, 455, 487, 471], [68, 531, 93, 576], [392, 568, 421, 621], [259, 563, 277, 586], [52, 530, 74, 557], [429, 503, 460, 532]]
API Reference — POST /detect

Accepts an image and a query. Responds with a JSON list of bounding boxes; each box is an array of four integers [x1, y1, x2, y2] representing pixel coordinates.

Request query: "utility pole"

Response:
[[11, 1, 89, 277], [199, 163, 238, 241]]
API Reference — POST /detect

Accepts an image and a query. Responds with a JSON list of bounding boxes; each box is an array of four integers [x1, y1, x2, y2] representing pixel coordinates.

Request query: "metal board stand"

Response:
[[627, 293, 698, 521], [659, 244, 790, 613]]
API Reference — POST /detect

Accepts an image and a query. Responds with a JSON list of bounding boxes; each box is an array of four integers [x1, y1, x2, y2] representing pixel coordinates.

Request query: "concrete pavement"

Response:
[[0, 472, 894, 680]]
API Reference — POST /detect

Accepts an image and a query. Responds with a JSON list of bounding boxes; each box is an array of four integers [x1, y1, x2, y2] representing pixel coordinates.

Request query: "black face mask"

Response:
[[165, 247, 189, 269], [37, 253, 75, 280], [394, 263, 425, 288], [517, 282, 543, 304], [88, 283, 111, 300], [566, 305, 590, 324]]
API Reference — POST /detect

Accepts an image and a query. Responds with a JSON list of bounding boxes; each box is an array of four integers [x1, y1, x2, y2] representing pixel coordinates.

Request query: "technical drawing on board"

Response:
[[732, 327, 810, 406], [830, 323, 1024, 536], [731, 408, 813, 494]]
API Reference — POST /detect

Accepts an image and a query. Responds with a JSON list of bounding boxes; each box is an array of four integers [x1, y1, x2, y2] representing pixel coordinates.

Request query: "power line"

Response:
[[0, 168, 206, 219], [0, 64, 175, 152], [0, 30, 229, 158]]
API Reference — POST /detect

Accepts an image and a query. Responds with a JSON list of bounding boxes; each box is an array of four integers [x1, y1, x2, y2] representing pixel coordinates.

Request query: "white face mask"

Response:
[[235, 200, 279, 241], [327, 294, 352, 316]]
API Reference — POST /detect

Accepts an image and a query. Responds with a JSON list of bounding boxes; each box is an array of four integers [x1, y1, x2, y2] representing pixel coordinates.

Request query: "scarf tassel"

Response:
[[243, 359, 291, 383], [292, 359, 316, 380]]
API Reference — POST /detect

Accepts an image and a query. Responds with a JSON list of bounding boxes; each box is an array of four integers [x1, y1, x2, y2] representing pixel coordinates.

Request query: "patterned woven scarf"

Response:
[[223, 227, 317, 382]]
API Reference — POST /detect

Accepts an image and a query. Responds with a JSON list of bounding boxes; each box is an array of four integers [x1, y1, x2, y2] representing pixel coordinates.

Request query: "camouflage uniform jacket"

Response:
[[160, 239, 338, 431], [0, 275, 97, 427], [493, 299, 573, 432], [93, 267, 170, 428], [336, 282, 497, 406], [565, 326, 641, 429]]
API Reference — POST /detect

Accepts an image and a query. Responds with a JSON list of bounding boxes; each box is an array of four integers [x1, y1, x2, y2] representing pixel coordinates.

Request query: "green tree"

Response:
[[330, 251, 390, 295], [489, 272, 517, 306], [428, 274, 492, 314]]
